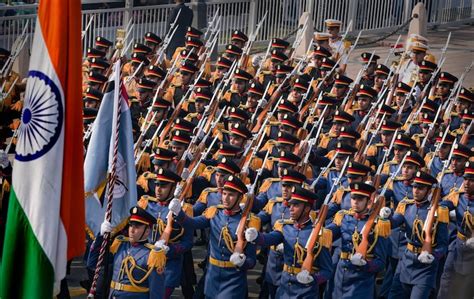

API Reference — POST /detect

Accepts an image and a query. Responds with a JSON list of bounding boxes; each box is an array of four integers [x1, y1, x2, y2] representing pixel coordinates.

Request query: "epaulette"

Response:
[[393, 176, 405, 181], [203, 205, 221, 219], [197, 187, 217, 204], [258, 177, 280, 193], [110, 235, 128, 254], [146, 244, 167, 274], [183, 202, 194, 217], [375, 219, 391, 238], [273, 219, 294, 232], [452, 128, 464, 136], [333, 210, 353, 226], [395, 199, 415, 215], [137, 172, 157, 192], [138, 195, 157, 209], [436, 206, 449, 224], [320, 228, 333, 249], [309, 210, 318, 223], [248, 214, 261, 230], [267, 121, 280, 126], [262, 200, 275, 215], [332, 187, 350, 205], [442, 191, 462, 207], [184, 113, 199, 121]]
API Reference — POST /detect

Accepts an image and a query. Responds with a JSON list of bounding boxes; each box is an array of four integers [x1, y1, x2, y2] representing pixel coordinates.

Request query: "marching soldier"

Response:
[[380, 171, 449, 299], [138, 168, 194, 298], [438, 161, 474, 299], [172, 175, 260, 298], [326, 182, 391, 299], [91, 206, 166, 298], [440, 143, 472, 197], [359, 52, 380, 87], [246, 186, 333, 299]]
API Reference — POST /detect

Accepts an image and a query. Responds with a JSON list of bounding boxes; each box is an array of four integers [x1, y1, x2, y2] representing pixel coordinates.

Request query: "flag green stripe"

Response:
[[1, 188, 54, 299]]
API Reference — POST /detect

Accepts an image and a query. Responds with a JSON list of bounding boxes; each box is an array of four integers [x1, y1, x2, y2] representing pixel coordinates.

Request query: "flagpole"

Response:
[[88, 61, 123, 299]]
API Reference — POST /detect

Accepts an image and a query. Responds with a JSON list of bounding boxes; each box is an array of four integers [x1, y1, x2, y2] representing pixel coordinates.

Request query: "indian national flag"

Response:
[[1, 0, 84, 297]]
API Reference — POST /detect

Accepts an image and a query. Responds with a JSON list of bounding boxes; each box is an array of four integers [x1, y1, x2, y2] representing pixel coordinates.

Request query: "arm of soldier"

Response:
[[193, 201, 207, 216], [313, 245, 333, 285], [252, 191, 269, 213], [362, 220, 391, 273], [148, 266, 165, 299], [432, 207, 450, 259], [167, 224, 194, 258], [256, 209, 271, 225], [325, 211, 343, 240], [86, 234, 115, 270], [175, 209, 211, 230], [240, 241, 257, 271]]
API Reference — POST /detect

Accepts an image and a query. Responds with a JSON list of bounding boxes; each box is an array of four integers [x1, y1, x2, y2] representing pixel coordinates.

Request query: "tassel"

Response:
[[320, 229, 333, 249], [183, 203, 194, 217], [309, 210, 318, 223], [220, 226, 235, 252], [437, 206, 449, 223], [294, 242, 305, 264], [147, 248, 167, 274], [375, 219, 391, 238], [2, 180, 10, 193]]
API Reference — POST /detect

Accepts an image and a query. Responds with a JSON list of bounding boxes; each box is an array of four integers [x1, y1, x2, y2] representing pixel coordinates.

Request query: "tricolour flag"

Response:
[[84, 61, 137, 238], [0, 0, 84, 297]]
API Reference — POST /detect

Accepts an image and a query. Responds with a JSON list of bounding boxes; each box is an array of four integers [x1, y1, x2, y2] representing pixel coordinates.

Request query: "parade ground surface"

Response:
[[66, 23, 474, 298]]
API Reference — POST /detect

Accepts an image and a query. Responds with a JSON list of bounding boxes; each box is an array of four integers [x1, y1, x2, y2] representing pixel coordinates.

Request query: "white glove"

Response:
[[296, 269, 314, 284], [379, 207, 391, 219], [186, 151, 194, 161], [258, 98, 268, 107], [245, 227, 258, 242], [239, 202, 246, 210], [350, 252, 367, 266], [154, 240, 169, 253], [466, 237, 474, 249], [418, 250, 435, 264], [229, 252, 246, 267], [275, 243, 284, 254], [173, 184, 183, 197], [0, 150, 9, 169], [169, 198, 182, 216], [449, 210, 456, 221], [100, 220, 113, 236], [181, 168, 190, 180]]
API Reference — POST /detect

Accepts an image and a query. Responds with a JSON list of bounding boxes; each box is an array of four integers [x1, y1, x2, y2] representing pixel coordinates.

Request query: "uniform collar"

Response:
[[354, 211, 369, 220], [414, 198, 429, 207], [224, 208, 241, 216], [294, 218, 311, 229]]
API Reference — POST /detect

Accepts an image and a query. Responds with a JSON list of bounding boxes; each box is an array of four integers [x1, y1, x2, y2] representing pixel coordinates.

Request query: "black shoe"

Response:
[[79, 280, 91, 292]]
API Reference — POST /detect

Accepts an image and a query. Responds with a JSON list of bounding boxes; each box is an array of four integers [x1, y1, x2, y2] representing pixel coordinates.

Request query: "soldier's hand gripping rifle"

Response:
[[297, 112, 326, 172], [422, 139, 456, 254], [302, 157, 350, 272], [234, 150, 271, 254], [160, 136, 219, 244], [355, 151, 409, 257]]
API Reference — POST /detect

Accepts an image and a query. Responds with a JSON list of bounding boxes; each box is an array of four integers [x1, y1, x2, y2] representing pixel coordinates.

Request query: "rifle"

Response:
[[383, 34, 402, 66], [297, 113, 325, 171], [310, 152, 339, 190], [422, 139, 456, 253], [254, 40, 273, 77], [356, 112, 387, 163], [202, 8, 220, 41], [160, 136, 216, 244], [420, 104, 444, 158], [302, 157, 350, 272], [234, 150, 271, 254], [238, 11, 268, 69], [250, 82, 271, 126], [443, 61, 474, 119], [82, 16, 95, 41], [356, 151, 409, 257]]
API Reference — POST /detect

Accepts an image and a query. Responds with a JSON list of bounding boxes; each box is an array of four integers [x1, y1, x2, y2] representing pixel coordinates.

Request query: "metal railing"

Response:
[[0, 0, 473, 57]]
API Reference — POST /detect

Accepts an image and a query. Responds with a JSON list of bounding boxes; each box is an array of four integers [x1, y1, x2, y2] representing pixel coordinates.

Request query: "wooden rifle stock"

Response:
[[356, 195, 385, 257], [252, 88, 281, 133], [302, 204, 329, 272], [421, 186, 441, 253], [234, 193, 255, 254]]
